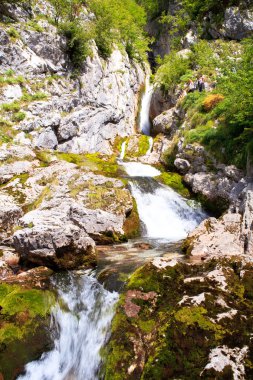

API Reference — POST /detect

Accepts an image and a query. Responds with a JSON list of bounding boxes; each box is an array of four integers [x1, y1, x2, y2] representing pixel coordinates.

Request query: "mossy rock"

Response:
[[103, 258, 253, 379], [123, 198, 140, 239], [125, 135, 150, 159], [155, 172, 190, 198], [0, 283, 55, 379], [56, 151, 121, 177]]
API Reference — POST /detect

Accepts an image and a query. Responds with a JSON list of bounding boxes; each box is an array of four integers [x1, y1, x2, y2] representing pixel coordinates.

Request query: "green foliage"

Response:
[[88, 0, 150, 60], [12, 111, 26, 122], [60, 20, 93, 69], [48, 0, 150, 66], [7, 27, 20, 39], [156, 37, 253, 169], [155, 51, 190, 91], [2, 101, 20, 112]]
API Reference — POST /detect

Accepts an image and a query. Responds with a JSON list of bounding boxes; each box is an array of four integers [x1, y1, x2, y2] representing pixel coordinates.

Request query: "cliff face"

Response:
[[0, 1, 145, 155]]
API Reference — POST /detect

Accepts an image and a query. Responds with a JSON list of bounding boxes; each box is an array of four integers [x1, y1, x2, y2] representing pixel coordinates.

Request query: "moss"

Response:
[[156, 172, 190, 198], [0, 283, 54, 346], [174, 306, 225, 341], [56, 152, 121, 177], [125, 135, 150, 158], [138, 319, 156, 334], [104, 258, 253, 379], [123, 198, 140, 239]]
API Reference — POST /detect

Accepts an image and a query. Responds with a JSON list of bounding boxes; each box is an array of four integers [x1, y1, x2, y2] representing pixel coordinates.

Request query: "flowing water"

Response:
[[18, 274, 118, 380], [139, 75, 153, 135], [17, 77, 205, 380]]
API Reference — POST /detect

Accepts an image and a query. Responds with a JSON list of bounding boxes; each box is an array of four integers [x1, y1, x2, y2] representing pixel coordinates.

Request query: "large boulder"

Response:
[[152, 107, 180, 135], [183, 213, 244, 260], [13, 220, 96, 270]]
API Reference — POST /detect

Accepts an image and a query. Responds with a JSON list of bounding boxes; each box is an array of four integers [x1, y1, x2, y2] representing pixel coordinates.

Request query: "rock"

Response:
[[181, 28, 198, 48], [241, 184, 253, 254], [133, 242, 153, 250], [184, 213, 244, 260], [4, 266, 54, 288], [150, 88, 176, 120], [201, 346, 248, 378], [36, 127, 58, 149], [20, 26, 68, 70], [0, 193, 23, 239], [224, 6, 253, 39], [13, 218, 96, 270], [104, 258, 253, 379], [2, 85, 23, 102], [208, 6, 253, 40], [174, 158, 191, 175], [152, 107, 179, 135], [0, 2, 32, 22], [0, 160, 39, 184], [184, 171, 239, 214]]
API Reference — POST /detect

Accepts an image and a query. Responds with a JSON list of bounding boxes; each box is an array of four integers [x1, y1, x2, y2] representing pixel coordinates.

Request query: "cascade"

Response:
[[18, 72, 205, 380], [18, 274, 118, 380]]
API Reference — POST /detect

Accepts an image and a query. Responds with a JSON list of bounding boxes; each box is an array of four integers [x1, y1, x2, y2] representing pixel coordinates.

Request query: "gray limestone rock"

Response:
[[36, 127, 58, 150]]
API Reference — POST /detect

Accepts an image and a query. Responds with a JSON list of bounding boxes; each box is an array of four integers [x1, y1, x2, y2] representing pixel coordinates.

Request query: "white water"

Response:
[[19, 274, 118, 380], [130, 179, 205, 241], [119, 140, 126, 160], [139, 75, 153, 135], [122, 161, 160, 177], [146, 137, 153, 155]]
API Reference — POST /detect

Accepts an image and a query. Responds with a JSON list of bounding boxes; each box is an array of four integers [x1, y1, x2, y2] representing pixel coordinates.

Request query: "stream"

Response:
[[17, 79, 206, 380]]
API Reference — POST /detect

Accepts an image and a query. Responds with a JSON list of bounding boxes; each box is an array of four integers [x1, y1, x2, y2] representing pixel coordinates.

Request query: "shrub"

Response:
[[2, 102, 20, 112], [60, 21, 93, 68], [7, 27, 20, 39], [203, 94, 224, 112], [12, 111, 26, 122]]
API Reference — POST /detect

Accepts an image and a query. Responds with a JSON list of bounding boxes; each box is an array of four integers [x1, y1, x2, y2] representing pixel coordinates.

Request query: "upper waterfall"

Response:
[[139, 75, 153, 135]]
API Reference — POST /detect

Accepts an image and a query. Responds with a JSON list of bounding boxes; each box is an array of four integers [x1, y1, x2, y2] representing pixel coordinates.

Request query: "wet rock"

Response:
[[4, 266, 54, 288], [149, 88, 177, 120], [133, 242, 153, 250]]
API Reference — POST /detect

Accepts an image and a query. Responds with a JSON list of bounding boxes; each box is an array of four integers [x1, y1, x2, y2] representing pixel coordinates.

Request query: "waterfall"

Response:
[[146, 137, 153, 155], [122, 162, 205, 241], [119, 140, 126, 160], [139, 75, 153, 135], [18, 274, 118, 380], [130, 178, 205, 241]]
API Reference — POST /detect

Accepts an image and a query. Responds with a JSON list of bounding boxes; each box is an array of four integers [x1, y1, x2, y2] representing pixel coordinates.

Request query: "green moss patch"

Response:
[[56, 152, 121, 177], [0, 283, 54, 346], [156, 172, 190, 198]]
